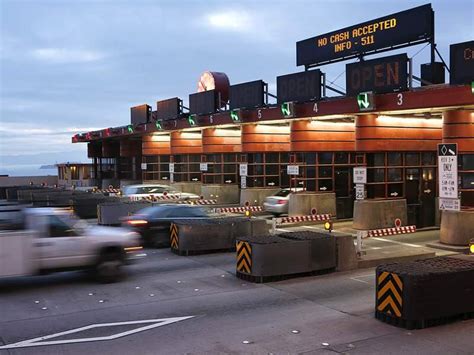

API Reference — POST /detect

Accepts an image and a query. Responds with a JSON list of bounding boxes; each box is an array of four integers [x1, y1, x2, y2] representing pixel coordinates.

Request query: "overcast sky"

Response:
[[1, 0, 472, 176]]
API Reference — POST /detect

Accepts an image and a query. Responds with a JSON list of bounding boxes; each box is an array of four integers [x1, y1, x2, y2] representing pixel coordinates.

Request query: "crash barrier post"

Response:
[[91, 187, 121, 196], [176, 199, 217, 205], [375, 255, 474, 329], [271, 214, 331, 233], [169, 217, 269, 256], [215, 206, 263, 214], [356, 226, 417, 256], [236, 231, 337, 283]]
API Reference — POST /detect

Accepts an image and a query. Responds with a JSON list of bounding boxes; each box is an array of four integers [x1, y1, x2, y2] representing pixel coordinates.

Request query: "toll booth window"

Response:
[[334, 152, 349, 164], [143, 155, 170, 181], [265, 165, 279, 175], [266, 153, 279, 164], [405, 153, 420, 166], [422, 152, 436, 166], [305, 166, 316, 179], [367, 168, 385, 182], [318, 180, 333, 192], [318, 153, 332, 165], [367, 184, 385, 199], [318, 167, 332, 178], [305, 153, 317, 165], [388, 184, 403, 197], [367, 153, 384, 167], [461, 173, 474, 189], [461, 154, 474, 170], [388, 168, 403, 182], [280, 153, 289, 164], [388, 153, 402, 166]]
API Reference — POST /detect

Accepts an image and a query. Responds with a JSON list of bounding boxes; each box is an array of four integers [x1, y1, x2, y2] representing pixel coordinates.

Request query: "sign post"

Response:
[[437, 143, 460, 211], [239, 164, 248, 189], [353, 167, 367, 201]]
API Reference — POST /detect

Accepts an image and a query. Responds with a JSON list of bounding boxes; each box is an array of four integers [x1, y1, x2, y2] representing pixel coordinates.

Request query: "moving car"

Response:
[[122, 184, 200, 201], [0, 208, 142, 283], [263, 188, 305, 216], [124, 204, 222, 248]]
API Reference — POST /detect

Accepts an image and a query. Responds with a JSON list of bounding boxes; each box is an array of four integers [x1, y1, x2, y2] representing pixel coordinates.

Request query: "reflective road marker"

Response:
[[0, 316, 194, 349]]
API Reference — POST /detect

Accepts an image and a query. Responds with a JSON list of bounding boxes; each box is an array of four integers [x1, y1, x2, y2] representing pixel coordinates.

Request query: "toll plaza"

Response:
[[1, 3, 474, 352], [72, 4, 473, 249]]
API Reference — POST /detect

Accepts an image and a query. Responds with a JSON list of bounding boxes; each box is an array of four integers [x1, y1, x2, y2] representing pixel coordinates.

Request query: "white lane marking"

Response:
[[371, 237, 422, 248], [0, 316, 194, 349], [349, 273, 374, 284]]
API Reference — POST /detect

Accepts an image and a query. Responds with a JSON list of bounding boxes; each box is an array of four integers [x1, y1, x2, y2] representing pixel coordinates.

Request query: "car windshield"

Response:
[[274, 189, 291, 197], [56, 211, 88, 233]]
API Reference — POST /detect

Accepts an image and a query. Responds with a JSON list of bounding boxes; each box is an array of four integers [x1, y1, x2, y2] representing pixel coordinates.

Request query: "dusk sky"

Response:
[[1, 0, 472, 176]]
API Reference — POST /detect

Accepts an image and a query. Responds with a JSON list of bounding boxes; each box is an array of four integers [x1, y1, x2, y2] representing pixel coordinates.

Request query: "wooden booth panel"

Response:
[[356, 115, 442, 151], [241, 124, 290, 152], [120, 139, 142, 157], [87, 142, 102, 158], [170, 131, 203, 155], [102, 140, 120, 158], [142, 134, 171, 155], [291, 120, 355, 152], [443, 110, 474, 153], [202, 128, 242, 153]]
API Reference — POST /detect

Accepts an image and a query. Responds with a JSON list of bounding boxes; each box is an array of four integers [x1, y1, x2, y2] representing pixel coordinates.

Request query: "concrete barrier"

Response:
[[236, 231, 338, 283], [72, 195, 119, 219], [288, 192, 336, 217], [240, 188, 280, 206], [375, 255, 474, 329], [201, 184, 239, 204], [353, 199, 407, 230], [440, 210, 474, 246], [172, 182, 202, 195], [171, 217, 257, 255]]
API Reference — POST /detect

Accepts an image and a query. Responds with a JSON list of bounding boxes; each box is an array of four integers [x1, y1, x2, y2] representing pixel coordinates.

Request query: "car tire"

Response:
[[95, 251, 125, 283]]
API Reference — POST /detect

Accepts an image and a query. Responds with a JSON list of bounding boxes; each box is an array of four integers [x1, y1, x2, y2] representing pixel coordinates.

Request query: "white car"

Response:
[[122, 184, 200, 201], [0, 208, 142, 283], [263, 188, 305, 216]]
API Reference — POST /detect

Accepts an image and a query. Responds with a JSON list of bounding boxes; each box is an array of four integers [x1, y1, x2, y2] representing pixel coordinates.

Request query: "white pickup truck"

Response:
[[0, 208, 142, 283]]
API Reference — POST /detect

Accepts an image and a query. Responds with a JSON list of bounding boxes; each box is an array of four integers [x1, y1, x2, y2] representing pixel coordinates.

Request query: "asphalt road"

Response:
[[1, 247, 473, 354]]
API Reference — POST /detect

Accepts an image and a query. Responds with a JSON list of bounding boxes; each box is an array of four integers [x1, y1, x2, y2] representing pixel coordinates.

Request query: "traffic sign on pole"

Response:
[[437, 143, 459, 211]]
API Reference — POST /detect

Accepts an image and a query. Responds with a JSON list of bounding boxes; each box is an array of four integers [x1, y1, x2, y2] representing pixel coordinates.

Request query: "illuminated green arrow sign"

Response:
[[188, 114, 197, 126], [281, 102, 294, 118], [357, 92, 375, 111], [155, 121, 162, 130], [230, 110, 240, 122], [127, 125, 134, 133]]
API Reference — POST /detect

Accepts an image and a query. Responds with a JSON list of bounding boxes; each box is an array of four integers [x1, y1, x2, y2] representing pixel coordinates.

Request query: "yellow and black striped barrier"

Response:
[[375, 256, 474, 329], [236, 241, 252, 274], [170, 223, 179, 250], [376, 271, 403, 318]]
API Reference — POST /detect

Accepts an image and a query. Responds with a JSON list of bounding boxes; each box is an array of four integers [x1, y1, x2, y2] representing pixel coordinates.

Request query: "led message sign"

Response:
[[297, 4, 433, 67], [450, 40, 474, 85], [346, 53, 408, 96], [156, 98, 182, 121], [229, 80, 265, 110], [189, 90, 217, 115], [277, 70, 322, 103]]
